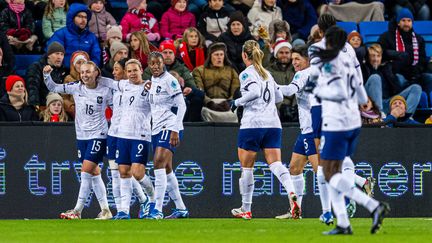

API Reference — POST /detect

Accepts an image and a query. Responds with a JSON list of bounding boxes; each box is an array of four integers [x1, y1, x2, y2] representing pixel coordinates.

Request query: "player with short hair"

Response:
[[309, 26, 389, 235], [43, 61, 113, 220], [146, 52, 189, 219], [230, 40, 300, 220]]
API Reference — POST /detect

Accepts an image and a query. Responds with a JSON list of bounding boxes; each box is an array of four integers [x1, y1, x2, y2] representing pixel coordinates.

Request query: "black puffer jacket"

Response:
[[0, 94, 38, 121], [25, 55, 68, 106], [0, 32, 15, 97], [217, 29, 254, 73], [0, 7, 34, 34]]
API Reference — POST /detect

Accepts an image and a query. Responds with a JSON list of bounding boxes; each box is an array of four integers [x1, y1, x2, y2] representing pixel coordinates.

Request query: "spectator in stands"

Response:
[[40, 92, 68, 122], [378, 8, 432, 94], [120, 0, 160, 43], [143, 40, 204, 121], [0, 32, 15, 97], [63, 50, 90, 118], [197, 0, 231, 46], [347, 31, 366, 65], [26, 41, 67, 109], [0, 75, 38, 121], [0, 0, 38, 52], [129, 31, 158, 69], [263, 19, 291, 66], [390, 0, 430, 21], [266, 38, 297, 122], [360, 96, 383, 125], [26, 0, 48, 21], [101, 25, 122, 65], [384, 95, 420, 127], [278, 0, 317, 42], [192, 42, 239, 122], [247, 0, 282, 40], [88, 0, 117, 42], [178, 27, 206, 71], [188, 0, 207, 16], [146, 0, 171, 21], [307, 24, 321, 45], [229, 0, 254, 15], [362, 43, 421, 115], [160, 0, 196, 41], [319, 0, 385, 22], [42, 0, 68, 41], [101, 41, 128, 78], [217, 11, 253, 72], [47, 3, 101, 67]]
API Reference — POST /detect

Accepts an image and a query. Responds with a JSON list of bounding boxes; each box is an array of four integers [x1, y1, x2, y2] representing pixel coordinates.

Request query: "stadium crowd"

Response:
[[0, 0, 431, 126]]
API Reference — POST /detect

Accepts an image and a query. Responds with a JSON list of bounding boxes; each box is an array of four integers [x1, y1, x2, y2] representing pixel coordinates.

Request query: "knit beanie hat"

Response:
[[5, 75, 25, 92], [47, 41, 65, 56], [46, 92, 63, 107], [127, 0, 143, 10], [228, 11, 246, 28], [171, 0, 187, 6], [273, 38, 292, 58], [70, 51, 90, 67], [347, 31, 362, 42], [397, 8, 414, 23], [110, 41, 128, 57], [207, 42, 227, 56], [106, 25, 122, 40], [390, 95, 407, 109], [159, 40, 177, 55]]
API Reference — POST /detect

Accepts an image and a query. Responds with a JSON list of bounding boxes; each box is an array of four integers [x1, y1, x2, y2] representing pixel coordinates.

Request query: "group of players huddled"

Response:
[[41, 14, 389, 235]]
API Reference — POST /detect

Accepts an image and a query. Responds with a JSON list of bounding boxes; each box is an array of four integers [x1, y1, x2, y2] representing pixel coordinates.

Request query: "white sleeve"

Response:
[[98, 77, 121, 91], [234, 82, 260, 106], [313, 75, 348, 102], [274, 83, 284, 103], [279, 84, 299, 97], [172, 93, 186, 132], [43, 73, 78, 94], [166, 78, 182, 97]]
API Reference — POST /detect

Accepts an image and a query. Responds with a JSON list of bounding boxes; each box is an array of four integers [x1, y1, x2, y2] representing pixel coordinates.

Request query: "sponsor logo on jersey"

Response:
[[323, 63, 332, 73], [97, 96, 103, 104], [241, 73, 248, 81], [294, 73, 300, 80]]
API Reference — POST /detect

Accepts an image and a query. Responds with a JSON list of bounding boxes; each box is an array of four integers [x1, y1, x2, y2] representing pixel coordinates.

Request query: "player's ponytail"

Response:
[[242, 40, 268, 80], [310, 26, 347, 64]]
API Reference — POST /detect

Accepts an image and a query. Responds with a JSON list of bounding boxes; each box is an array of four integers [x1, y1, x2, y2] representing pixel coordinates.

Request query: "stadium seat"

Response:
[[413, 21, 432, 58], [358, 21, 388, 45], [14, 55, 41, 77], [418, 91, 429, 108], [336, 22, 358, 34]]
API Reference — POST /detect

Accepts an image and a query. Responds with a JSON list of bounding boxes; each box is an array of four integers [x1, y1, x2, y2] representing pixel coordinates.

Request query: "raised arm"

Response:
[[98, 77, 121, 91]]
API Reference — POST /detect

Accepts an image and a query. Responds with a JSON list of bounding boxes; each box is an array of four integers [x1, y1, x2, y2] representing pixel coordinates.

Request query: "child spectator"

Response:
[[120, 0, 160, 42], [88, 0, 117, 42], [129, 31, 158, 69], [160, 0, 196, 41], [247, 0, 282, 39], [0, 0, 38, 52], [0, 75, 38, 121], [360, 97, 383, 125], [101, 25, 122, 65], [40, 92, 68, 122], [179, 27, 206, 71], [347, 30, 366, 64], [197, 0, 231, 46], [42, 0, 68, 41]]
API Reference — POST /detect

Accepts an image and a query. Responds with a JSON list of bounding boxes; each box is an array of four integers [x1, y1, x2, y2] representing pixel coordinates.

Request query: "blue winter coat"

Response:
[[47, 3, 101, 68], [278, 0, 317, 40]]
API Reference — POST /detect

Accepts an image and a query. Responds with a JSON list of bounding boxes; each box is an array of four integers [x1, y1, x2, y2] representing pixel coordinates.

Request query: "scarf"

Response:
[[361, 110, 380, 119], [9, 2, 25, 14], [7, 91, 26, 110], [131, 8, 150, 33], [396, 29, 419, 66], [179, 42, 205, 71]]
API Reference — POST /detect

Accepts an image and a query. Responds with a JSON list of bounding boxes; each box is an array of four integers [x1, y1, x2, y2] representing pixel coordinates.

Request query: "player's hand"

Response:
[[303, 79, 316, 93], [169, 131, 180, 147], [144, 81, 152, 91], [183, 87, 192, 96], [229, 100, 237, 112], [390, 107, 404, 118], [43, 65, 53, 75]]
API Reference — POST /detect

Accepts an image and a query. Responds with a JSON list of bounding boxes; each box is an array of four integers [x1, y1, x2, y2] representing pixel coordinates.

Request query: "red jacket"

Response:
[[160, 8, 196, 40], [120, 11, 160, 41]]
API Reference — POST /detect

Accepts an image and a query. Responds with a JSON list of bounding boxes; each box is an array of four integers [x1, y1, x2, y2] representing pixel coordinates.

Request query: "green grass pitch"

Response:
[[0, 218, 430, 242]]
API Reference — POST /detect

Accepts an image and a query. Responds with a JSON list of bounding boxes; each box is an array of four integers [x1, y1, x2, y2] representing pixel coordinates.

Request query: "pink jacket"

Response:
[[160, 7, 196, 40], [120, 11, 160, 42]]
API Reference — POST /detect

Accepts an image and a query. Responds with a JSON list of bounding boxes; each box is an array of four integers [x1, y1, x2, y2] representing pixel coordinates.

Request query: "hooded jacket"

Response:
[[0, 93, 38, 121], [47, 3, 101, 68], [160, 7, 196, 40], [88, 7, 117, 41]]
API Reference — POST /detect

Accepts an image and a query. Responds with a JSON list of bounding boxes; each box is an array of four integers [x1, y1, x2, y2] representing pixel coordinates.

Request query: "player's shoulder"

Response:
[[239, 66, 257, 82]]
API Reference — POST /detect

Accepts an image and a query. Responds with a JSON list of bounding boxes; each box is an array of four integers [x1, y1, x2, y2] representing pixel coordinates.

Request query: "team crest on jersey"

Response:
[[323, 63, 333, 73], [171, 80, 177, 89], [241, 73, 248, 81], [294, 73, 300, 80], [156, 86, 162, 93], [97, 96, 103, 104]]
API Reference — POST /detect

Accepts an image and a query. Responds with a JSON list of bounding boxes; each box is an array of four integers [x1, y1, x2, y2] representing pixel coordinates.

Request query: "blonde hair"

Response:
[[44, 0, 69, 19], [40, 100, 68, 122], [368, 43, 383, 55], [81, 61, 101, 77], [182, 27, 205, 49], [130, 31, 150, 57], [242, 40, 268, 80], [125, 58, 142, 69]]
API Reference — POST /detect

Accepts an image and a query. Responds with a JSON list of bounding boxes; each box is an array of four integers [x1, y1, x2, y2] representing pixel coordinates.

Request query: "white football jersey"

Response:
[[44, 75, 112, 140], [312, 52, 367, 132], [148, 71, 184, 135], [108, 88, 121, 137], [279, 67, 313, 134], [107, 79, 152, 141], [237, 65, 282, 129]]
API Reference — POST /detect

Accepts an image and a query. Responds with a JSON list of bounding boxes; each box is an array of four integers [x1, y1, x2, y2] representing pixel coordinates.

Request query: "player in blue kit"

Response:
[[230, 40, 300, 220], [145, 52, 189, 219], [309, 26, 389, 235], [43, 62, 112, 220]]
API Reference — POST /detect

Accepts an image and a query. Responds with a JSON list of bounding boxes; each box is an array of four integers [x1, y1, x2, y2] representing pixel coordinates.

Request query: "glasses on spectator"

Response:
[[75, 14, 87, 19]]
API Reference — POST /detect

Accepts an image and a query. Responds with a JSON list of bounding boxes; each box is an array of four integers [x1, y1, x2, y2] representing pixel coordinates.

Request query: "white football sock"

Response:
[[291, 174, 305, 207], [74, 172, 92, 213], [269, 161, 295, 195], [354, 175, 367, 188], [166, 172, 186, 210], [120, 177, 132, 214], [341, 156, 355, 186], [92, 174, 109, 210], [328, 182, 350, 228], [317, 166, 331, 213], [139, 174, 155, 202], [239, 168, 254, 212], [110, 170, 121, 210], [132, 177, 148, 204], [154, 169, 167, 212]]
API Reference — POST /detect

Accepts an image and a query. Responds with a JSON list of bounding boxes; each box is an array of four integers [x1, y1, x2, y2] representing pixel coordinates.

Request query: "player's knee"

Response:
[[289, 166, 303, 175]]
